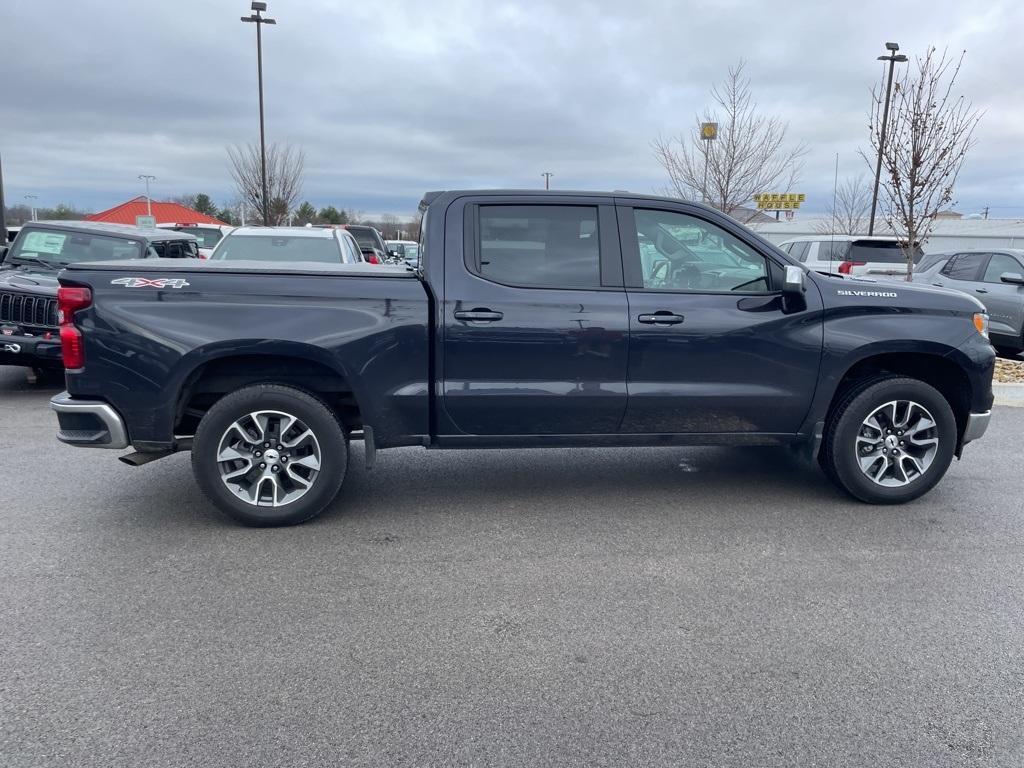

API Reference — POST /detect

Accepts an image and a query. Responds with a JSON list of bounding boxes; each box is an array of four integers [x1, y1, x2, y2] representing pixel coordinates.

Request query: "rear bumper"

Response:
[[962, 410, 991, 445], [50, 391, 129, 449]]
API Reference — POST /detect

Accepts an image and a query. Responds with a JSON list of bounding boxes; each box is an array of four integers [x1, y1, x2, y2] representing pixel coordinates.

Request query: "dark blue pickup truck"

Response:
[[50, 190, 995, 525]]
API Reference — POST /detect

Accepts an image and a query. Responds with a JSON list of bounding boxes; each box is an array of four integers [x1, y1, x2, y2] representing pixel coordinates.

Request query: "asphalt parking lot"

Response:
[[1, 366, 1022, 767]]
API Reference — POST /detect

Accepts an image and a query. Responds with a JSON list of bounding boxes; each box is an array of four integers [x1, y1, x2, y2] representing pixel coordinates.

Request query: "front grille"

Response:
[[0, 291, 59, 329]]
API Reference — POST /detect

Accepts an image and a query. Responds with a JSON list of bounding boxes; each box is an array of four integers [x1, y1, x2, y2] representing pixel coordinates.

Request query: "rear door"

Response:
[[617, 202, 823, 434], [440, 196, 629, 436]]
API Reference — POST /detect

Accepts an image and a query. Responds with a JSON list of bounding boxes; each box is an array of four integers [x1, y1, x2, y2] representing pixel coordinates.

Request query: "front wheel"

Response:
[[820, 377, 957, 504], [192, 384, 348, 526]]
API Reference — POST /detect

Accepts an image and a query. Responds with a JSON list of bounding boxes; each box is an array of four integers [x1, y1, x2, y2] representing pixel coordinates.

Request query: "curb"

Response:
[[993, 382, 1024, 407]]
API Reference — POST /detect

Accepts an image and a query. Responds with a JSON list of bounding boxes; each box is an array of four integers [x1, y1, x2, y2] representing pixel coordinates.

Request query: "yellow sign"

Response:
[[700, 122, 718, 140], [754, 192, 806, 210]]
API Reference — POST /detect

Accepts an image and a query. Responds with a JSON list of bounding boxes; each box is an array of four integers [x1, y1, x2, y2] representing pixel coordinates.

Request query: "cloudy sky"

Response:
[[3, 0, 1023, 218]]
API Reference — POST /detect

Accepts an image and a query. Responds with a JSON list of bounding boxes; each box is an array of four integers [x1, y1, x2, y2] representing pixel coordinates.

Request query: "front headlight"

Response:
[[973, 312, 989, 339]]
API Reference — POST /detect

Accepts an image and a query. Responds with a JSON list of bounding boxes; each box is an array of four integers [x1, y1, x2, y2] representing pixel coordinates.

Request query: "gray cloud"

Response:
[[2, 0, 1022, 217]]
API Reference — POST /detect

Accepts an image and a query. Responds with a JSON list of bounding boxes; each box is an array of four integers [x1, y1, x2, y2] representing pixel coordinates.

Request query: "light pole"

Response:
[[137, 175, 156, 217], [24, 194, 38, 222], [242, 1, 276, 227], [868, 42, 909, 235], [542, 172, 553, 190]]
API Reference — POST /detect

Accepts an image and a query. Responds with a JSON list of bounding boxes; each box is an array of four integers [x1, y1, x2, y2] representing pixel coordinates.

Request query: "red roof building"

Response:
[[85, 196, 227, 226]]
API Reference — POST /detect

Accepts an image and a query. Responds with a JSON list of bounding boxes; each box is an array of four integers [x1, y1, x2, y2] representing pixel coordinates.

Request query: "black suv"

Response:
[[0, 221, 199, 372]]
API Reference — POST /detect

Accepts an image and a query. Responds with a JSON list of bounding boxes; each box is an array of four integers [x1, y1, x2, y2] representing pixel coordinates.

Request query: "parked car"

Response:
[[385, 239, 420, 267], [50, 190, 993, 526], [342, 225, 389, 263], [157, 223, 234, 259], [777, 235, 923, 277], [0, 221, 198, 372], [209, 226, 364, 264], [912, 249, 1024, 356]]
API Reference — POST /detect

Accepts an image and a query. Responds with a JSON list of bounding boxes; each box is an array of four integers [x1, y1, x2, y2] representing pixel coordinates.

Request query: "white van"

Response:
[[777, 235, 922, 278]]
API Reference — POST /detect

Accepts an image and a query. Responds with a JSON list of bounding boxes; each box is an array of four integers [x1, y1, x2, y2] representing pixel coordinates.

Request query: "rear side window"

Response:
[[816, 241, 851, 264], [788, 241, 810, 262], [472, 205, 600, 288], [941, 253, 986, 281], [982, 253, 1023, 283]]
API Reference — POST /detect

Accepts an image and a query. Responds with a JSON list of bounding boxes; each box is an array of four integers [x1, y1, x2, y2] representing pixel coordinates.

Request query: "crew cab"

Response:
[[50, 191, 995, 526]]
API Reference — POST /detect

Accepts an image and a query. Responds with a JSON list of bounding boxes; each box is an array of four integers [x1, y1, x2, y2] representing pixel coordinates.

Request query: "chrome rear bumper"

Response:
[[50, 391, 129, 449]]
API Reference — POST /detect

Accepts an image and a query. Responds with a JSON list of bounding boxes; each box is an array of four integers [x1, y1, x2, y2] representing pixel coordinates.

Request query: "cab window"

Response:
[[982, 253, 1022, 283], [630, 209, 771, 293], [940, 253, 986, 281]]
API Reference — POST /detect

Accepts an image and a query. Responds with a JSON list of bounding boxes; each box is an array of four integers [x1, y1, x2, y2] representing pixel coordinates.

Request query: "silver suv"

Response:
[[914, 249, 1024, 355], [777, 235, 922, 278]]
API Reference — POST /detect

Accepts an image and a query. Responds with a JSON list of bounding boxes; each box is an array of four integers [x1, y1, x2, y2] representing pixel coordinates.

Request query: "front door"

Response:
[[976, 252, 1024, 341], [441, 199, 629, 436], [617, 203, 823, 435]]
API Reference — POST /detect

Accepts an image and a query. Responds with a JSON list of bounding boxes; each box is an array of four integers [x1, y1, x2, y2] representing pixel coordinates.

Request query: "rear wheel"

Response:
[[192, 384, 348, 526], [820, 376, 957, 504]]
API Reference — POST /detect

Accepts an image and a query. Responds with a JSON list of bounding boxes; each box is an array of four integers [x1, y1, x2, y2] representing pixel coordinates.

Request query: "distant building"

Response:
[[750, 217, 1024, 253], [934, 209, 963, 220], [86, 196, 227, 226]]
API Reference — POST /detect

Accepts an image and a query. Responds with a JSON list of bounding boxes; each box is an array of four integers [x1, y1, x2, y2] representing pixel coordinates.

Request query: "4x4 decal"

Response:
[[111, 277, 191, 289]]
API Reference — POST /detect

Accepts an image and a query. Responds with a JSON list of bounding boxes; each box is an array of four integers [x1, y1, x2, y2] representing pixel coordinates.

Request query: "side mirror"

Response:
[[782, 265, 807, 313], [1000, 272, 1024, 285]]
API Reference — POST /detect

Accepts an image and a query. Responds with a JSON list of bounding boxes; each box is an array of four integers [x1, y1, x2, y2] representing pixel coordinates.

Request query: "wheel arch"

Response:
[[171, 342, 367, 437], [827, 349, 972, 444]]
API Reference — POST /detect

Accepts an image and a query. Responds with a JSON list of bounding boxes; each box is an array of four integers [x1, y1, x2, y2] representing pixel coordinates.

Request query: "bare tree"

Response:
[[864, 48, 981, 279], [652, 61, 806, 222], [816, 175, 872, 235], [227, 142, 305, 225]]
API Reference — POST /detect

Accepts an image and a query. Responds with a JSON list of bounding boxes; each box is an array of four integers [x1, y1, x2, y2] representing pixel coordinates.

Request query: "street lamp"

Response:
[[241, 1, 276, 227], [138, 175, 156, 217], [868, 41, 909, 235], [24, 194, 38, 222]]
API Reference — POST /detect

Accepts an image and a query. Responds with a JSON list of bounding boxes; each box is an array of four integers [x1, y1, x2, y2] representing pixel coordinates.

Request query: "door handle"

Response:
[[454, 308, 503, 322], [975, 288, 988, 294], [637, 312, 684, 325]]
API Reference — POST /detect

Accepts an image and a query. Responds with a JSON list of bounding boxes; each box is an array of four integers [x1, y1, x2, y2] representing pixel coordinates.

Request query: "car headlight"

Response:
[[973, 312, 989, 339]]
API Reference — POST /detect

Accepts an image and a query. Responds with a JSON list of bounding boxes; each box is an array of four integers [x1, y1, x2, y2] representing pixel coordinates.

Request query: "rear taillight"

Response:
[[57, 286, 92, 369], [367, 253, 380, 264], [838, 261, 866, 274]]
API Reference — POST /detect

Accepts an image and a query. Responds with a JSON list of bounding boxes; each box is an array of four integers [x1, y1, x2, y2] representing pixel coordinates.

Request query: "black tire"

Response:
[[820, 376, 957, 504], [191, 384, 348, 526]]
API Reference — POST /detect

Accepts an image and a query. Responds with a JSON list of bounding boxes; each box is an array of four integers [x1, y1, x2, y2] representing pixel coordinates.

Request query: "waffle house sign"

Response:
[[754, 193, 806, 210]]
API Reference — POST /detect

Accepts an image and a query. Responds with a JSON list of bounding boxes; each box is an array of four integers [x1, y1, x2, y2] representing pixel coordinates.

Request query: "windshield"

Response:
[[7, 227, 143, 265], [169, 226, 223, 248], [212, 235, 343, 263]]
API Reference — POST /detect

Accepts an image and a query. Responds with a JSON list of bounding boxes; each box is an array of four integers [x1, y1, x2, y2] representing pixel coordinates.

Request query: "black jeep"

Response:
[[0, 220, 198, 373]]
